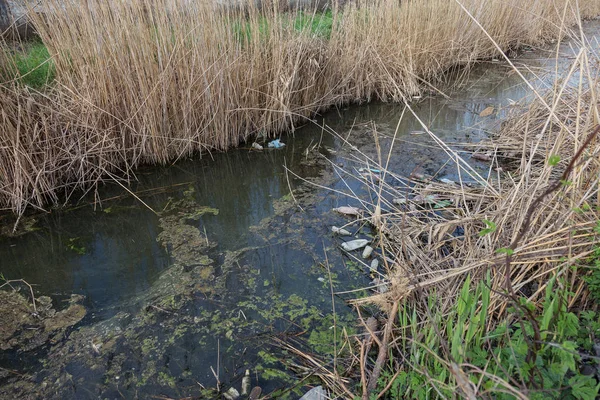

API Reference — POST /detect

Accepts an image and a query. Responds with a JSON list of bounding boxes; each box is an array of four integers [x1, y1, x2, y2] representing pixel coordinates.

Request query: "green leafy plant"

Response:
[[375, 275, 600, 399], [11, 41, 55, 88]]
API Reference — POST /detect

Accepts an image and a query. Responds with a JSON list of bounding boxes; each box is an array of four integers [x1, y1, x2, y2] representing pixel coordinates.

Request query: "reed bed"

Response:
[[308, 21, 600, 399], [1, 0, 599, 215]]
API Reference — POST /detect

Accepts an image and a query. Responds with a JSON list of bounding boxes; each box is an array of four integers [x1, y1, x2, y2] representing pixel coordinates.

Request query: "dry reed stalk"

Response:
[[0, 0, 598, 214], [316, 19, 599, 400]]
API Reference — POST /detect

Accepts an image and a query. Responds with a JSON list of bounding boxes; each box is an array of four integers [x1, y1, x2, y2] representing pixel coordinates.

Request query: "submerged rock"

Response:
[[341, 239, 369, 251]]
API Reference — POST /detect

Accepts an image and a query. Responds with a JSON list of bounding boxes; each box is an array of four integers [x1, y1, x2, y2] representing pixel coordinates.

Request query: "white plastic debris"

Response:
[[332, 226, 352, 236], [223, 387, 240, 400], [267, 139, 285, 149], [362, 246, 373, 259], [333, 206, 361, 216], [341, 239, 369, 251], [300, 386, 327, 400], [371, 278, 389, 294], [439, 178, 456, 185], [251, 142, 263, 150], [370, 259, 379, 272], [392, 198, 407, 205], [241, 370, 251, 396]]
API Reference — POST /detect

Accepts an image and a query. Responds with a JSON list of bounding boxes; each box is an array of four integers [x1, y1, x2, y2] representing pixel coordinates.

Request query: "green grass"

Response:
[[232, 10, 335, 44], [373, 274, 600, 399], [11, 41, 55, 89]]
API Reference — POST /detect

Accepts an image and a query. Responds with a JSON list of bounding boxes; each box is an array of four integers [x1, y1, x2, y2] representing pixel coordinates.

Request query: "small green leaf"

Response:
[[478, 219, 497, 237], [496, 247, 514, 256], [548, 154, 561, 166]]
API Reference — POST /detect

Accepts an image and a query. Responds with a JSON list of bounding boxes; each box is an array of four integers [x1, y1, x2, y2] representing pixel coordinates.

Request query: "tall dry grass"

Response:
[[1, 0, 600, 214]]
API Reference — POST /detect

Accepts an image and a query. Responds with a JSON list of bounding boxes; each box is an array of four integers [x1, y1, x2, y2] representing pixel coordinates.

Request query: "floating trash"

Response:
[[479, 106, 495, 117], [332, 226, 352, 236], [223, 387, 240, 400], [370, 259, 379, 272], [392, 198, 407, 205], [472, 152, 492, 161], [358, 167, 382, 174], [334, 206, 361, 216], [249, 387, 262, 400], [300, 386, 327, 400], [251, 142, 263, 150], [439, 178, 456, 185], [341, 239, 369, 251], [371, 278, 389, 294], [267, 139, 286, 149], [362, 245, 373, 259], [241, 370, 251, 395]]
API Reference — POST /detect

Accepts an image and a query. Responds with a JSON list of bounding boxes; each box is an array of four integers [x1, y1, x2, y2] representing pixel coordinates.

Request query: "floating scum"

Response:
[[1, 0, 599, 215]]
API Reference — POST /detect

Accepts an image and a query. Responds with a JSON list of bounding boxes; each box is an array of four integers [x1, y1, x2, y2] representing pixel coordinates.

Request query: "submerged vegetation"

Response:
[[1, 0, 600, 214]]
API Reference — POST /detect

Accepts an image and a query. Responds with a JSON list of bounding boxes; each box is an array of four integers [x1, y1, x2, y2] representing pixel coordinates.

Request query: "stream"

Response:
[[1, 20, 598, 400]]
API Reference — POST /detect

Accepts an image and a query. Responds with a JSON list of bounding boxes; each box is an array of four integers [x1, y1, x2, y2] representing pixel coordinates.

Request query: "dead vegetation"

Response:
[[1, 0, 599, 215], [297, 16, 600, 399]]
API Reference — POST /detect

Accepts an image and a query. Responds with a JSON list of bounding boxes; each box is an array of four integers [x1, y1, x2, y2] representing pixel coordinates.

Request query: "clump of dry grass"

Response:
[[1, 0, 599, 214]]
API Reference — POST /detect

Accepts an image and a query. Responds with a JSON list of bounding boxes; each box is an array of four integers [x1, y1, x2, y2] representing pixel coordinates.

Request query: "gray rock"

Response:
[[300, 386, 327, 400]]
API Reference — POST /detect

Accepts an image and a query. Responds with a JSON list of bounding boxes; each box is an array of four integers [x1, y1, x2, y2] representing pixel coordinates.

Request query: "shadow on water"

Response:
[[0, 20, 598, 399]]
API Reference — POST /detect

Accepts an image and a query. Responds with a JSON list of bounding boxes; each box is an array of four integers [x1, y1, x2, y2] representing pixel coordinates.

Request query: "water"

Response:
[[1, 20, 598, 399]]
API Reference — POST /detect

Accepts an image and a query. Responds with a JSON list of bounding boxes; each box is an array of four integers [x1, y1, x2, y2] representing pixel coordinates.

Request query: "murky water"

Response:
[[1, 20, 598, 400]]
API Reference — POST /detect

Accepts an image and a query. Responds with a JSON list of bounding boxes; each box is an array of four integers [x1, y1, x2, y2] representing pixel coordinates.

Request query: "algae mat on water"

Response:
[[0, 182, 361, 399]]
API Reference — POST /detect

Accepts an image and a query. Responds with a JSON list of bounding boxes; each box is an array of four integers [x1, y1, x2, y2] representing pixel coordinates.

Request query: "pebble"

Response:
[[341, 239, 369, 251], [362, 246, 373, 259]]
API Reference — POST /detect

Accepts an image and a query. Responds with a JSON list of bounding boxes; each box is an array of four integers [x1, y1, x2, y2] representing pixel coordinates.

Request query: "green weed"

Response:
[[9, 41, 55, 88], [375, 275, 600, 399]]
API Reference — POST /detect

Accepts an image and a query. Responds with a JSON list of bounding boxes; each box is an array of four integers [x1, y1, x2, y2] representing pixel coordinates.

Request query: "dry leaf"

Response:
[[479, 106, 495, 117]]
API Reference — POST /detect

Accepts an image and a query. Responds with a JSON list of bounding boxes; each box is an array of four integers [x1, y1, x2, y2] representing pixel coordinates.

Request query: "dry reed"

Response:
[[319, 15, 600, 398], [1, 0, 599, 215]]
